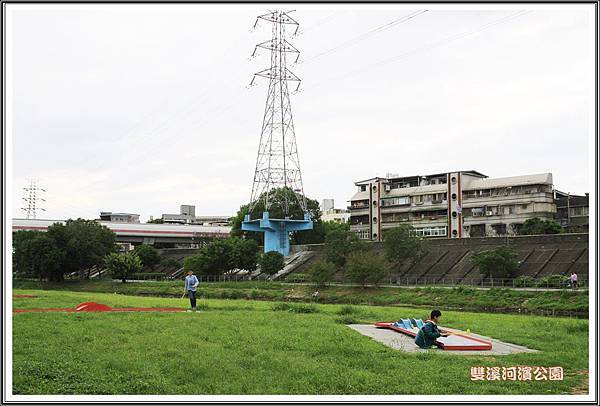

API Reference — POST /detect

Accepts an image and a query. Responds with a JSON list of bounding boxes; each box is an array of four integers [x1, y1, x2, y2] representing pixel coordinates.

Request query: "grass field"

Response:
[[12, 279, 589, 315], [12, 289, 589, 395]]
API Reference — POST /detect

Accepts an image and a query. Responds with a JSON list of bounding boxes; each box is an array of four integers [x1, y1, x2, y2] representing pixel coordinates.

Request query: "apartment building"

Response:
[[555, 191, 589, 232], [348, 171, 557, 240]]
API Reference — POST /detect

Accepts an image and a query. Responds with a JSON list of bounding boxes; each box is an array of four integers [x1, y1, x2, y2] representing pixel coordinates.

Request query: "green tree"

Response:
[[104, 251, 143, 283], [134, 244, 161, 269], [12, 231, 65, 281], [47, 219, 117, 279], [382, 224, 429, 266], [227, 237, 259, 272], [308, 260, 336, 287], [324, 229, 368, 269], [519, 217, 563, 235], [147, 218, 164, 224], [345, 251, 390, 288], [471, 245, 519, 281], [258, 251, 285, 275]]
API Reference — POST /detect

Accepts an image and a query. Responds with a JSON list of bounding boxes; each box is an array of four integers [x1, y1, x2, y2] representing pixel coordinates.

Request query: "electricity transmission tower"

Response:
[[243, 10, 312, 256], [21, 179, 46, 219], [248, 10, 307, 216]]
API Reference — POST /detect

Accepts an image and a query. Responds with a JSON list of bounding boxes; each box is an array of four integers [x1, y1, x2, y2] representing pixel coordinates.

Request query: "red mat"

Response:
[[375, 321, 492, 351], [14, 301, 186, 313]]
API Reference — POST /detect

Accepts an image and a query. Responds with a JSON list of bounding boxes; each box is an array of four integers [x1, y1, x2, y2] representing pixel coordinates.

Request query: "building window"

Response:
[[381, 196, 410, 207], [413, 226, 447, 237], [491, 224, 507, 235]]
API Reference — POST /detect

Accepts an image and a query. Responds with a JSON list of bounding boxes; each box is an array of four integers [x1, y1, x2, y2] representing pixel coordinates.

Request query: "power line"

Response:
[[302, 10, 428, 62], [311, 10, 531, 89]]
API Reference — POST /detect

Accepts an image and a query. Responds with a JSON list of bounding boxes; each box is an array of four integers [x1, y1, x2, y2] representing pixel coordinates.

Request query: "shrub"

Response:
[[308, 260, 336, 287], [536, 274, 569, 288], [271, 302, 293, 312], [514, 275, 535, 287], [336, 305, 358, 315], [345, 251, 391, 288], [104, 252, 143, 283], [471, 245, 518, 280], [335, 316, 359, 324], [519, 217, 563, 235], [133, 244, 161, 269], [284, 273, 309, 283], [259, 251, 285, 275]]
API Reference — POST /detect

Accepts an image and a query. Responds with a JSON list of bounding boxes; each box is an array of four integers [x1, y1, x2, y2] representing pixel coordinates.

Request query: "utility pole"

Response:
[[21, 179, 46, 219]]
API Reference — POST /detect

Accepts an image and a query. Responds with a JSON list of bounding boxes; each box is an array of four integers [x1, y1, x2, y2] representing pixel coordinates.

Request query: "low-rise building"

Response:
[[162, 205, 229, 226], [349, 171, 557, 240], [320, 199, 350, 223], [99, 212, 140, 223]]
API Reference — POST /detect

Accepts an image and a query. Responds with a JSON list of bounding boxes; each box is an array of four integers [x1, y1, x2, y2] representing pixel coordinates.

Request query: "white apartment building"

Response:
[[349, 171, 556, 240]]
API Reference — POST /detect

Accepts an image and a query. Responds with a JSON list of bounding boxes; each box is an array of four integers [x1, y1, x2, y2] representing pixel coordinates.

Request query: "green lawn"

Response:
[[12, 289, 588, 395], [12, 279, 589, 315]]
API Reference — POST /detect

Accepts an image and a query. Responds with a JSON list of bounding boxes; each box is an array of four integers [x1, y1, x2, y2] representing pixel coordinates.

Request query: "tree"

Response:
[[104, 252, 142, 283], [345, 251, 390, 288], [13, 219, 116, 282], [308, 260, 336, 287], [471, 245, 519, 281], [47, 219, 117, 279], [324, 229, 368, 269], [183, 237, 260, 276], [230, 187, 322, 245], [519, 217, 563, 235], [147, 218, 164, 224], [292, 221, 350, 245], [227, 237, 259, 272], [258, 251, 285, 275], [13, 231, 65, 281], [383, 224, 429, 266], [134, 244, 161, 269]]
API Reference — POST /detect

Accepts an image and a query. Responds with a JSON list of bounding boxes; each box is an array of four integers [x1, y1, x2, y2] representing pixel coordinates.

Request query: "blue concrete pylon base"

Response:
[[242, 211, 313, 256]]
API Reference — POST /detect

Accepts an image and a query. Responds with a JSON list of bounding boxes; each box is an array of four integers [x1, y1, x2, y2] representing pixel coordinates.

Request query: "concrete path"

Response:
[[347, 324, 538, 356]]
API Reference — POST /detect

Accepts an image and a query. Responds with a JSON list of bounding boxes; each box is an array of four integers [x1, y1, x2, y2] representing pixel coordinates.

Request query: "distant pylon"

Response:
[[21, 179, 46, 219], [248, 10, 306, 217]]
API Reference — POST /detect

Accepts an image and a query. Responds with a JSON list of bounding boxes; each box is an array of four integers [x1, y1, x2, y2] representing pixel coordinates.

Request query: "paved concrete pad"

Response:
[[348, 324, 538, 356]]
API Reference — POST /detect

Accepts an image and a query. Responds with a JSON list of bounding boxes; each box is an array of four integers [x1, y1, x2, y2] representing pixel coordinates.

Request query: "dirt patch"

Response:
[[570, 369, 589, 395], [13, 295, 37, 298]]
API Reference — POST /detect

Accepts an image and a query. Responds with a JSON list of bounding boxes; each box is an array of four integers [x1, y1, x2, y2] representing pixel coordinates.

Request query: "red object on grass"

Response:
[[13, 295, 37, 298], [375, 321, 492, 351], [13, 302, 186, 313]]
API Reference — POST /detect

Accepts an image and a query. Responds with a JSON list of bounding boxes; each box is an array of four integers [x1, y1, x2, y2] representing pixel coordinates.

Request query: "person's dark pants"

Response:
[[188, 289, 197, 309]]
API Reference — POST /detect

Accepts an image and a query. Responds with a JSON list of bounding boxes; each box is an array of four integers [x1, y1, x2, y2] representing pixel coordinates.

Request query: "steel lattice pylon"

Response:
[[248, 10, 306, 216], [243, 10, 312, 257]]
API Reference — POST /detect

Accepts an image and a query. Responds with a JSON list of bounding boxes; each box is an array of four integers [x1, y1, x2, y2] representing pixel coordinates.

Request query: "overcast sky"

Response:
[[7, 4, 595, 222]]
